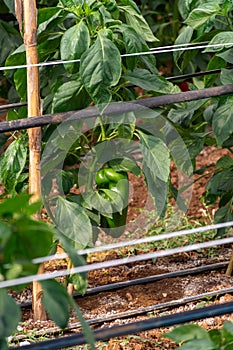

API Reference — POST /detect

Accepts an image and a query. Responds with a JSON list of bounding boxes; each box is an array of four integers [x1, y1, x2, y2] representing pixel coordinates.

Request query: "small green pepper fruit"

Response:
[[95, 167, 129, 238]]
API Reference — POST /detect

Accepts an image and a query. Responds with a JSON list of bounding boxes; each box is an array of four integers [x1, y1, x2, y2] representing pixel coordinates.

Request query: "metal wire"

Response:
[[1, 235, 233, 289], [1, 42, 233, 72], [33, 221, 233, 264]]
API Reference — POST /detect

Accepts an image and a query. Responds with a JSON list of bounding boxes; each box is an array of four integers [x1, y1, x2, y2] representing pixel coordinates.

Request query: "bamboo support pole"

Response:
[[23, 0, 46, 321]]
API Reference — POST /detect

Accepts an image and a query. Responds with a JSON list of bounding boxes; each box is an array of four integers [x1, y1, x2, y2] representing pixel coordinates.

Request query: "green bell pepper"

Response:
[[95, 167, 129, 237]]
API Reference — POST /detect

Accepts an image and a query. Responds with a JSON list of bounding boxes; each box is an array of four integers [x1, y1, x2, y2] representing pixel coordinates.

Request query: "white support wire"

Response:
[[1, 235, 233, 289], [1, 42, 233, 72], [33, 221, 233, 264]]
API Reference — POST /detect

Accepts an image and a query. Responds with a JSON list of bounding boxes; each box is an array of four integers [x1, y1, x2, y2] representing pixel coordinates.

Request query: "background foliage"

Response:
[[0, 0, 233, 347]]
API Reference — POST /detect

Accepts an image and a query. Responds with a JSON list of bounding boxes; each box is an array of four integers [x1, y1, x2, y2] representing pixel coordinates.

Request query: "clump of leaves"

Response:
[[164, 321, 233, 349]]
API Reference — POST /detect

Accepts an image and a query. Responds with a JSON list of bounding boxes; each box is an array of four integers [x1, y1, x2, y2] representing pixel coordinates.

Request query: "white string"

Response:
[[1, 42, 233, 72], [1, 235, 233, 289], [32, 221, 233, 264]]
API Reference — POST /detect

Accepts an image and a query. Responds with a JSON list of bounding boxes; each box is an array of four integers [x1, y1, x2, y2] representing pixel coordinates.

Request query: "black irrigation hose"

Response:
[[0, 102, 27, 112], [1, 84, 233, 133], [74, 261, 228, 297], [11, 301, 233, 349], [166, 65, 233, 82], [19, 262, 228, 309]]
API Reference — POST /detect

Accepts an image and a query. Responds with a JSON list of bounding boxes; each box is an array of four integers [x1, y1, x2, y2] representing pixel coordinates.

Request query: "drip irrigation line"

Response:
[[1, 235, 233, 289], [19, 261, 228, 309], [14, 281, 233, 344], [0, 66, 232, 112], [166, 65, 233, 82], [0, 102, 27, 111], [0, 84, 233, 133], [33, 221, 233, 265], [1, 42, 233, 72], [11, 301, 233, 349]]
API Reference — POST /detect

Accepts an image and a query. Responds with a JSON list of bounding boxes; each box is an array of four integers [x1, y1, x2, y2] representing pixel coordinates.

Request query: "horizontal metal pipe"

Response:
[[1, 84, 233, 133]]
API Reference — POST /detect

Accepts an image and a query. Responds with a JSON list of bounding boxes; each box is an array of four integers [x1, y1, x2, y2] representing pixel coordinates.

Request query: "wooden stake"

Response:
[[22, 0, 46, 321], [226, 247, 233, 276]]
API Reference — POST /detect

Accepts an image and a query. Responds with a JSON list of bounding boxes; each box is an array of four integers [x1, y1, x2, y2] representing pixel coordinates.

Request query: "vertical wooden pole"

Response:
[[23, 0, 46, 321]]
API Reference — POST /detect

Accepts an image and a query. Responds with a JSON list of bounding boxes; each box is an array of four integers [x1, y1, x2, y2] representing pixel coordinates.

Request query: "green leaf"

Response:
[[206, 168, 233, 196], [184, 3, 220, 29], [222, 321, 233, 343], [0, 338, 8, 350], [216, 155, 233, 170], [54, 196, 92, 249], [41, 280, 70, 329], [218, 48, 233, 64], [80, 30, 121, 111], [173, 26, 193, 69], [52, 79, 91, 113], [121, 24, 148, 70], [220, 68, 233, 85], [0, 289, 21, 338], [204, 55, 226, 88], [0, 138, 27, 194], [143, 165, 168, 216], [212, 96, 233, 146], [122, 6, 158, 42], [37, 7, 64, 36], [14, 68, 27, 101], [178, 339, 217, 350], [60, 21, 90, 74], [124, 68, 179, 94], [83, 191, 113, 218], [108, 158, 141, 176], [70, 299, 96, 350], [0, 221, 11, 247], [165, 324, 211, 343], [0, 20, 22, 65], [214, 204, 233, 236], [5, 218, 54, 261], [5, 44, 25, 71], [138, 131, 170, 182], [204, 32, 233, 53]]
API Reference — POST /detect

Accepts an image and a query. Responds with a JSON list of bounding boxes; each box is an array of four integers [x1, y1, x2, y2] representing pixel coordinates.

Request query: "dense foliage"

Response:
[[0, 0, 233, 347]]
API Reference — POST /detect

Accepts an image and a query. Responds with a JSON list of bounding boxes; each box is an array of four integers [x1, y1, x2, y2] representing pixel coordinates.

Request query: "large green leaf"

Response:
[[220, 68, 233, 85], [0, 19, 22, 65], [80, 30, 121, 110], [165, 324, 211, 343], [173, 26, 193, 69], [4, 218, 54, 262], [0, 138, 27, 194], [138, 130, 170, 182], [206, 168, 233, 196], [143, 165, 168, 217], [41, 280, 70, 329], [212, 96, 233, 146], [218, 48, 233, 64], [0, 289, 21, 338], [121, 5, 158, 42], [121, 24, 149, 71], [184, 3, 220, 29], [60, 21, 90, 73], [203, 32, 233, 53], [178, 339, 217, 350], [54, 196, 92, 249], [52, 79, 91, 113], [124, 68, 179, 94]]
